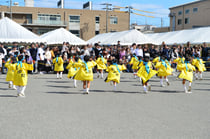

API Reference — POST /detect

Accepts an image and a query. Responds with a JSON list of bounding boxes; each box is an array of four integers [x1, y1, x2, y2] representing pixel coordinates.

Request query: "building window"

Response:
[[185, 9, 190, 14], [69, 30, 80, 37], [193, 8, 198, 13], [110, 16, 118, 24], [185, 18, 190, 24], [95, 31, 99, 35], [37, 14, 61, 25], [69, 16, 80, 23], [178, 11, 182, 16], [95, 16, 100, 24], [178, 19, 182, 25]]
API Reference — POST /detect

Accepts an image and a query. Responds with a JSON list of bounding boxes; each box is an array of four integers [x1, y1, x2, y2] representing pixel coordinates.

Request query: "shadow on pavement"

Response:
[[47, 81, 70, 83], [194, 88, 210, 91], [0, 95, 17, 98], [46, 91, 84, 95], [152, 90, 183, 93], [91, 89, 140, 94], [47, 85, 73, 88]]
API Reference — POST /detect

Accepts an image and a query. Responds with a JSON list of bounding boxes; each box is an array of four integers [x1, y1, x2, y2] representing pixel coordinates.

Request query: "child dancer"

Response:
[[13, 55, 33, 97], [155, 56, 173, 87], [104, 59, 126, 90], [53, 54, 64, 79], [137, 56, 157, 93], [177, 57, 195, 93], [192, 53, 206, 80], [66, 56, 81, 88], [96, 53, 107, 79], [129, 53, 140, 78], [73, 55, 96, 94], [5, 56, 17, 89]]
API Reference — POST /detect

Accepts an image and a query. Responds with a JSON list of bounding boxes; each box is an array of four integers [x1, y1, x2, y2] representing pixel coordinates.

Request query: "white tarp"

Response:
[[87, 29, 158, 45], [146, 26, 210, 45], [0, 17, 45, 43], [41, 28, 87, 45]]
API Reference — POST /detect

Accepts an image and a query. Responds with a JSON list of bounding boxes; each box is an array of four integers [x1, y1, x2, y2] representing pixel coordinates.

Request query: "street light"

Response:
[[101, 3, 112, 33]]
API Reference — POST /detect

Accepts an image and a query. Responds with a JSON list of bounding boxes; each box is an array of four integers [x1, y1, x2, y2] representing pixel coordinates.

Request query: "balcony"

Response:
[[22, 20, 68, 27]]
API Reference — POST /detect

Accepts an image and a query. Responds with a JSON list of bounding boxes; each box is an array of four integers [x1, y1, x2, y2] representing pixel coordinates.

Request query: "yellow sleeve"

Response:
[[91, 60, 97, 67], [121, 64, 127, 71], [129, 57, 134, 64], [26, 63, 33, 71], [53, 58, 56, 64], [5, 61, 10, 68], [155, 62, 161, 69], [73, 63, 83, 68], [66, 63, 71, 69], [106, 66, 111, 72]]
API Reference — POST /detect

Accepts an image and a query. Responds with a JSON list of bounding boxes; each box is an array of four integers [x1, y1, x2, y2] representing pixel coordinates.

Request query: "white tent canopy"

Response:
[[87, 29, 158, 45], [146, 26, 210, 45], [0, 17, 45, 43], [41, 28, 87, 45]]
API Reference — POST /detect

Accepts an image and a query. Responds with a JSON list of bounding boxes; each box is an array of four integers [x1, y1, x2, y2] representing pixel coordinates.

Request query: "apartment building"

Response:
[[169, 0, 210, 31], [0, 5, 129, 40]]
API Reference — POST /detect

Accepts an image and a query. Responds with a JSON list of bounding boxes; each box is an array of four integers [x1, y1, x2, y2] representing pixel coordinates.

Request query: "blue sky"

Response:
[[1, 0, 194, 27]]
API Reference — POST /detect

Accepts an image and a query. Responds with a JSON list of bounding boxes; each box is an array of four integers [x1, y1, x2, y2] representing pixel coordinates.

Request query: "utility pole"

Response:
[[10, 0, 12, 19], [101, 3, 112, 33], [161, 17, 163, 27], [126, 6, 133, 30]]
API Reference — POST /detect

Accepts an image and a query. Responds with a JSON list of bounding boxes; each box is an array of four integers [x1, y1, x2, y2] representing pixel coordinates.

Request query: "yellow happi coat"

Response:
[[13, 63, 33, 86], [66, 59, 82, 78], [137, 61, 157, 83], [96, 57, 107, 70], [5, 60, 16, 82], [177, 63, 196, 82], [129, 56, 140, 70], [192, 58, 206, 72], [73, 61, 97, 81], [155, 60, 173, 77], [105, 64, 126, 83], [53, 57, 64, 72]]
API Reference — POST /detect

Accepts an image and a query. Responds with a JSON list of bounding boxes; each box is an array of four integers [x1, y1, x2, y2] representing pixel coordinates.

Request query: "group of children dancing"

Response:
[[4, 50, 206, 97]]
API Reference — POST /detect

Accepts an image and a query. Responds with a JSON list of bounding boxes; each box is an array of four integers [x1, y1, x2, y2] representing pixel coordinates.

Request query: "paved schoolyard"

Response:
[[0, 72, 210, 139]]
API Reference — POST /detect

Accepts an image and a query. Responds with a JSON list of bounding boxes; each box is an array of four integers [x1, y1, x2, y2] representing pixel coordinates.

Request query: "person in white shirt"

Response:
[[130, 43, 136, 54], [36, 43, 45, 74], [135, 45, 143, 57]]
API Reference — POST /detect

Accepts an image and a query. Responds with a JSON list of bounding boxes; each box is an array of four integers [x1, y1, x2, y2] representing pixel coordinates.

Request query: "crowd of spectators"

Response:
[[0, 41, 210, 74]]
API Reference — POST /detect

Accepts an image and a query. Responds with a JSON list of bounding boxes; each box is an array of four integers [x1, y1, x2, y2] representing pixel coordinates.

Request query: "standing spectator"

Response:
[[29, 43, 37, 73], [36, 43, 45, 74], [94, 43, 102, 58], [131, 43, 136, 54], [150, 45, 157, 59], [143, 45, 150, 58], [201, 42, 208, 61], [119, 48, 126, 59], [135, 45, 143, 57], [44, 46, 52, 73], [0, 44, 7, 74], [0, 44, 5, 74]]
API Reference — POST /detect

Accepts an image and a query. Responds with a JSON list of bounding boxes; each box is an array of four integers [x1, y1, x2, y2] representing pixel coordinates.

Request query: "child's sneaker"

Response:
[[188, 86, 191, 92], [9, 84, 12, 88], [167, 82, 170, 86]]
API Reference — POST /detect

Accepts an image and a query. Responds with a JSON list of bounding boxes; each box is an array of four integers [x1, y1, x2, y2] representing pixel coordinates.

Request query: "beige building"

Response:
[[169, 0, 210, 31], [0, 5, 129, 41]]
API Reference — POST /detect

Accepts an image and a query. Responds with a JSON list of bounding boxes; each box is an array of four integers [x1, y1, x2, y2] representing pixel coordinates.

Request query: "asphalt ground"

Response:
[[0, 72, 210, 139]]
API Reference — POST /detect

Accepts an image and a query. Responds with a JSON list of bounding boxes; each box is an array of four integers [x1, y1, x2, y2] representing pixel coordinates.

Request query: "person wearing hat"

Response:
[[5, 56, 17, 89], [155, 55, 173, 87], [192, 53, 206, 80], [137, 56, 157, 93], [13, 55, 33, 97], [73, 55, 96, 94], [66, 55, 82, 88], [104, 59, 126, 90], [96, 53, 107, 79], [177, 56, 195, 93], [129, 53, 141, 78], [53, 53, 64, 79]]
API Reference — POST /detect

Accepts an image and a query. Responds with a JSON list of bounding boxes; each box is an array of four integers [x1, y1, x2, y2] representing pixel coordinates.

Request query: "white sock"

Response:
[[139, 78, 142, 82], [60, 72, 63, 78], [114, 84, 116, 90], [9, 81, 12, 85], [200, 73, 202, 79], [183, 84, 187, 92], [165, 78, 169, 82], [97, 71, 99, 75], [57, 73, 59, 78], [195, 73, 198, 78], [160, 78, 163, 85], [74, 80, 77, 86], [101, 72, 103, 78], [189, 82, 192, 87], [143, 85, 147, 92], [17, 86, 21, 94], [86, 88, 89, 92]]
